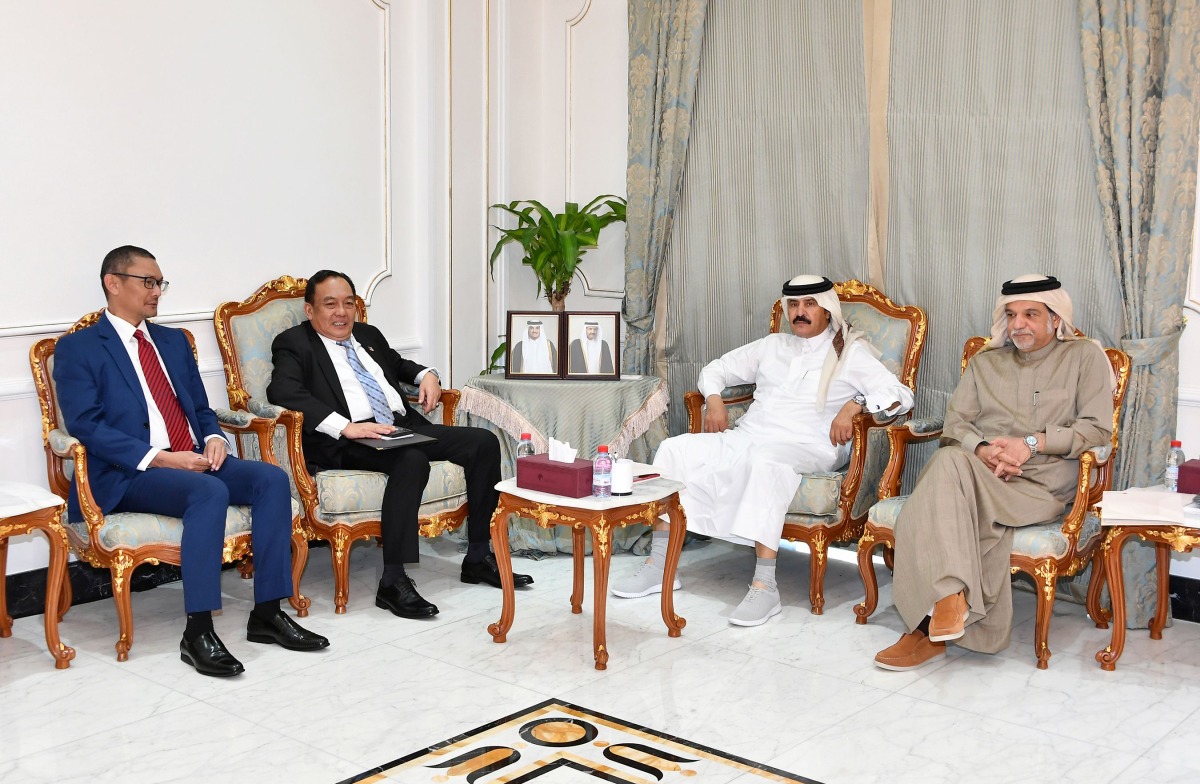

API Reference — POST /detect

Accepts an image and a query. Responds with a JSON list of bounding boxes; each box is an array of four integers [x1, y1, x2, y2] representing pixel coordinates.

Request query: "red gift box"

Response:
[[1178, 459, 1200, 494], [516, 453, 594, 498]]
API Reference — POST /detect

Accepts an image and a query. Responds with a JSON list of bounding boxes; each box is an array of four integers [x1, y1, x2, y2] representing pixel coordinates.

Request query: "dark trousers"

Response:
[[113, 456, 294, 613], [339, 423, 500, 565]]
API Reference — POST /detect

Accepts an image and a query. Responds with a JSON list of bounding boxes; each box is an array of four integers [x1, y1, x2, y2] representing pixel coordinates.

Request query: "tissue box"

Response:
[[1179, 459, 1200, 494], [516, 453, 594, 498]]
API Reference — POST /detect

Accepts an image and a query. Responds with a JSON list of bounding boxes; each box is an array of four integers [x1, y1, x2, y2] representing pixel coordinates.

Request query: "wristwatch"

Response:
[[1024, 434, 1040, 456], [852, 393, 867, 410]]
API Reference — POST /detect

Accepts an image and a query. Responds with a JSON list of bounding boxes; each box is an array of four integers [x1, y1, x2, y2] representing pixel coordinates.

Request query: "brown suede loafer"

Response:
[[874, 630, 946, 671], [929, 591, 969, 642]]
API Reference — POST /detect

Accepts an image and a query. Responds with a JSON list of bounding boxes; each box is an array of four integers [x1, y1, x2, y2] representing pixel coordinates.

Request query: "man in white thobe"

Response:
[[612, 275, 914, 626], [511, 320, 557, 374]]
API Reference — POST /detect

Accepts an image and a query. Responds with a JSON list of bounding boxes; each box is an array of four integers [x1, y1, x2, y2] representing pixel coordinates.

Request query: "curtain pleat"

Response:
[[661, 0, 868, 435]]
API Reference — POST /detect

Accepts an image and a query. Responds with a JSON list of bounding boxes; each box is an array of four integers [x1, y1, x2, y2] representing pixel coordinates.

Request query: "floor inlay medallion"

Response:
[[339, 699, 819, 783]]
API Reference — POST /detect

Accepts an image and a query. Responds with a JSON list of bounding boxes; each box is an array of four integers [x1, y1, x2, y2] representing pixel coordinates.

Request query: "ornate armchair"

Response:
[[213, 277, 468, 614], [29, 311, 308, 662], [683, 280, 926, 614], [854, 336, 1131, 669]]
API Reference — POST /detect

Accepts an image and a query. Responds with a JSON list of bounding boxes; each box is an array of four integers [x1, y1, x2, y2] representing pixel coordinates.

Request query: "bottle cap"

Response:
[[1171, 440, 1182, 447], [521, 433, 531, 440], [598, 445, 609, 453]]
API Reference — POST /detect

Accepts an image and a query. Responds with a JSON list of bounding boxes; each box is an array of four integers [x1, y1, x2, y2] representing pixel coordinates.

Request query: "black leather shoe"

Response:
[[461, 553, 534, 588], [376, 578, 439, 619], [247, 610, 330, 651], [180, 631, 245, 677]]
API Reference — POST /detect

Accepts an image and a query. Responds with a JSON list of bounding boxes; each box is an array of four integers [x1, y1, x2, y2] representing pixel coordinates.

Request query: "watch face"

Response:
[[1025, 435, 1037, 447]]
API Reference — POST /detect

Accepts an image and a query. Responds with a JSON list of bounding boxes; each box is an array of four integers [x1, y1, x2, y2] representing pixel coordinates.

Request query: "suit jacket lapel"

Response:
[[96, 316, 149, 418], [305, 322, 352, 417]]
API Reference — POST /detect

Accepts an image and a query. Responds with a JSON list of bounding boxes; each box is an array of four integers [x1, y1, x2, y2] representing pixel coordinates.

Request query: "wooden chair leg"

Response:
[[883, 547, 895, 571], [0, 536, 12, 638], [332, 530, 351, 614], [1150, 542, 1171, 640], [808, 532, 828, 615], [1086, 550, 1109, 629], [236, 555, 255, 579], [111, 552, 136, 662], [854, 533, 883, 625], [58, 564, 73, 622], [1033, 560, 1057, 670], [288, 527, 311, 617]]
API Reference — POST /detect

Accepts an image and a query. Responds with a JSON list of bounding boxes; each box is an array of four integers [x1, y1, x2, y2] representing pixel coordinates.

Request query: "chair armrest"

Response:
[[244, 398, 319, 504], [248, 399, 288, 419], [48, 429, 80, 460], [683, 385, 756, 434], [877, 418, 944, 500], [61, 440, 111, 553]]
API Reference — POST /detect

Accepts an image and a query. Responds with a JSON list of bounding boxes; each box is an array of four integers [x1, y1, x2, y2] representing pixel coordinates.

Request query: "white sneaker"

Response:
[[610, 560, 681, 599], [729, 584, 782, 627]]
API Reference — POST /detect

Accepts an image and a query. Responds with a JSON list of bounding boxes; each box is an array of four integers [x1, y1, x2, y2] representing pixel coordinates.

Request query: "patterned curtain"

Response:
[[1078, 0, 1200, 627], [622, 0, 709, 375]]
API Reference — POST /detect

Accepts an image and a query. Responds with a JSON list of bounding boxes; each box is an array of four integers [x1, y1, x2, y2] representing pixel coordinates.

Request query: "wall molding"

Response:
[[565, 0, 624, 301], [1181, 386, 1200, 408], [361, 0, 394, 306]]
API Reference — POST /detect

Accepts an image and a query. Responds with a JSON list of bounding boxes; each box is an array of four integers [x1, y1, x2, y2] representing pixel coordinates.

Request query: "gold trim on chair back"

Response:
[[769, 279, 927, 392], [213, 275, 368, 411]]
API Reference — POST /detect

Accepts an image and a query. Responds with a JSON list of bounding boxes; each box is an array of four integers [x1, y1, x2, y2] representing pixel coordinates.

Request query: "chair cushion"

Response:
[[868, 497, 1101, 562], [787, 471, 843, 517], [314, 461, 467, 515], [867, 495, 907, 530], [66, 498, 301, 550], [1012, 511, 1102, 560]]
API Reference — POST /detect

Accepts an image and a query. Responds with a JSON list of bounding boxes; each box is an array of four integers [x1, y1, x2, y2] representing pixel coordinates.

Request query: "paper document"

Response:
[[1098, 486, 1198, 526]]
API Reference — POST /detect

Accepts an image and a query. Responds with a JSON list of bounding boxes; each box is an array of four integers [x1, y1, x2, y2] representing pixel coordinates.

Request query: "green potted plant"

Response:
[[489, 195, 627, 312]]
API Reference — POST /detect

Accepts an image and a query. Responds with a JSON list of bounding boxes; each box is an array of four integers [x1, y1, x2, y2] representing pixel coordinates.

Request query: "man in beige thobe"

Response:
[[874, 274, 1114, 671]]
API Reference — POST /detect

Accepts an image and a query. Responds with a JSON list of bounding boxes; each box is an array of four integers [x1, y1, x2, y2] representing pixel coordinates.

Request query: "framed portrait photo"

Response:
[[505, 311, 563, 379], [563, 312, 620, 380]]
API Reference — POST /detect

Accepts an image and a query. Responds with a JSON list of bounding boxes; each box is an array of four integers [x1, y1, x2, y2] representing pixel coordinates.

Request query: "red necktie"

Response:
[[133, 330, 194, 452]]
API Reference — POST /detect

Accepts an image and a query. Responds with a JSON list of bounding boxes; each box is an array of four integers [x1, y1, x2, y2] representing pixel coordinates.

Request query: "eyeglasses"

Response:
[[111, 273, 170, 293]]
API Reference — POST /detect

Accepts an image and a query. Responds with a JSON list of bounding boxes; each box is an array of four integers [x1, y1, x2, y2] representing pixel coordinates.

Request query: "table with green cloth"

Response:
[[454, 374, 670, 556]]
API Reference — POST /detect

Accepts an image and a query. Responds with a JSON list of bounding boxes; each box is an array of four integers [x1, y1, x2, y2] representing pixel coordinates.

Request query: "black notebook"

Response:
[[356, 427, 438, 450]]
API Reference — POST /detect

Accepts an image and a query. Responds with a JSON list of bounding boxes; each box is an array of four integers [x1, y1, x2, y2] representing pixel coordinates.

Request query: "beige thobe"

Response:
[[892, 338, 1113, 653]]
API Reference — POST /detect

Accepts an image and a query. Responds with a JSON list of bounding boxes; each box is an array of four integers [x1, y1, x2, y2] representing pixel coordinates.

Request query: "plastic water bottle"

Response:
[[1166, 440, 1186, 492], [516, 432, 535, 468], [592, 445, 613, 497]]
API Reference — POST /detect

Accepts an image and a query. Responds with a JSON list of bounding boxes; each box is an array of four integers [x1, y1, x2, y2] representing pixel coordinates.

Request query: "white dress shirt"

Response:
[[314, 332, 437, 439], [104, 310, 222, 470]]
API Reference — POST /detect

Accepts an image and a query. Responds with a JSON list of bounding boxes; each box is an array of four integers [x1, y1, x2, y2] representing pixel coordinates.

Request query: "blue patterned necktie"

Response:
[[337, 340, 395, 425]]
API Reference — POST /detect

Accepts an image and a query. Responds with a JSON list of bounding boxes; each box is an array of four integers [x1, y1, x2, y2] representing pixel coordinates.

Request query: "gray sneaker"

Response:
[[610, 560, 681, 599], [729, 584, 782, 626]]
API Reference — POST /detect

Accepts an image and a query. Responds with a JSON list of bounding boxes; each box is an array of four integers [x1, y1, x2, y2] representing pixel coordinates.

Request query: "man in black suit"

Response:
[[267, 270, 532, 619]]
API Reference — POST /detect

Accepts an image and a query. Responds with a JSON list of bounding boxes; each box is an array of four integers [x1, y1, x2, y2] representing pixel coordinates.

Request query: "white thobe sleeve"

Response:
[[697, 338, 768, 398], [844, 343, 915, 415]]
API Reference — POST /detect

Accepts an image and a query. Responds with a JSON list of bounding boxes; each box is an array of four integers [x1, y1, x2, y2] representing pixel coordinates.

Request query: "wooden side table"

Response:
[[487, 477, 687, 670], [1, 481, 76, 669], [1095, 524, 1200, 671]]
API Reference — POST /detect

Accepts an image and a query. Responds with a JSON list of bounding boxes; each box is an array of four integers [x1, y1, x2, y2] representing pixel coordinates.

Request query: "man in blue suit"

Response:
[[53, 245, 329, 676]]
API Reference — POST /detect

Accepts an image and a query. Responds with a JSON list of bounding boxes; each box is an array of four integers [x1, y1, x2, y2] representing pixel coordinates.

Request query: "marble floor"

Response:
[[2, 537, 1198, 783]]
